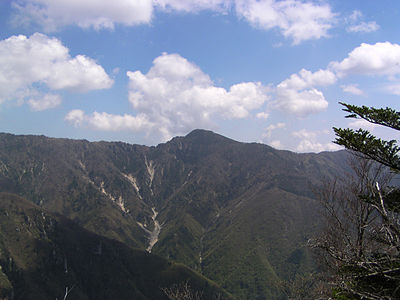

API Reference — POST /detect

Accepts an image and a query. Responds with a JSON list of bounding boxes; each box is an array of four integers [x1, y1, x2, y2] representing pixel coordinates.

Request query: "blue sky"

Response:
[[0, 0, 399, 152]]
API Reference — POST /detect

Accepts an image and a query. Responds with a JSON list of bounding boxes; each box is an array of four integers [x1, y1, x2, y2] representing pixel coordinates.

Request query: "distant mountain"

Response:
[[0, 130, 349, 299], [0, 192, 231, 300]]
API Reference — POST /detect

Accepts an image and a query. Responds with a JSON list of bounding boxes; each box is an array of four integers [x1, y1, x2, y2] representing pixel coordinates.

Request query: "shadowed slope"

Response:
[[0, 130, 349, 299], [0, 192, 232, 300]]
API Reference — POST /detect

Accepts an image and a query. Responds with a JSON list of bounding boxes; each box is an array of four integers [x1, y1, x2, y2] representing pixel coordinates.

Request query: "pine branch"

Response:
[[333, 127, 400, 172], [339, 102, 400, 131]]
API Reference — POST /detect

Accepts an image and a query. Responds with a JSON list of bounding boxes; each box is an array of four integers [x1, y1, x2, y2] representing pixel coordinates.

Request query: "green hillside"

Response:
[[0, 192, 231, 299], [0, 130, 349, 299]]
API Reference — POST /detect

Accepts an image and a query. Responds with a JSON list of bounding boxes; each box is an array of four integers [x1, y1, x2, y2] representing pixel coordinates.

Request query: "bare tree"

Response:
[[310, 156, 400, 299], [62, 286, 74, 300], [161, 281, 228, 300], [55, 285, 74, 300], [161, 281, 203, 300]]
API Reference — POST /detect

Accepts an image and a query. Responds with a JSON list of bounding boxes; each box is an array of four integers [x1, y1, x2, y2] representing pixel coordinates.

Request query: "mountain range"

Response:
[[0, 130, 349, 299]]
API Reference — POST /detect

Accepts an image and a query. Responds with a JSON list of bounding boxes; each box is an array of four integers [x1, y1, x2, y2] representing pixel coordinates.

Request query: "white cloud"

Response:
[[154, 0, 230, 12], [278, 69, 336, 90], [270, 139, 284, 149], [13, 0, 231, 31], [67, 53, 269, 141], [292, 128, 316, 140], [347, 21, 379, 33], [275, 87, 328, 116], [12, 0, 154, 31], [273, 41, 400, 117], [330, 42, 400, 77], [341, 84, 364, 95], [28, 93, 62, 111], [256, 112, 270, 119], [348, 119, 377, 130], [0, 33, 113, 108], [65, 110, 152, 131], [12, 0, 338, 44], [126, 53, 269, 140], [334, 44, 400, 94], [235, 0, 336, 44], [346, 10, 379, 33], [45, 55, 113, 92], [385, 83, 400, 95], [272, 41, 400, 117], [329, 42, 400, 96], [296, 139, 340, 153], [292, 129, 340, 152], [348, 10, 362, 22], [273, 41, 400, 116], [274, 69, 335, 116], [263, 122, 285, 138], [65, 109, 85, 127]]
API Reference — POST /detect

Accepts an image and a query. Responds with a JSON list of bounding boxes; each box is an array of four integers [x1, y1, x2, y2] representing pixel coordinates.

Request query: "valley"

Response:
[[137, 207, 162, 253], [0, 130, 350, 299]]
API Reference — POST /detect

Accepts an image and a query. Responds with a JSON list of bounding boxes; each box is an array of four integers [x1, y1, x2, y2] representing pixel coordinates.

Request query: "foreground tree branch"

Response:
[[311, 103, 400, 299]]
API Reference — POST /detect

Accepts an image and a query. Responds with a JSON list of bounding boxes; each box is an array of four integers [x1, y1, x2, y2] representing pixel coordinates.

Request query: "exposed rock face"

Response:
[[0, 130, 349, 299], [0, 192, 231, 300]]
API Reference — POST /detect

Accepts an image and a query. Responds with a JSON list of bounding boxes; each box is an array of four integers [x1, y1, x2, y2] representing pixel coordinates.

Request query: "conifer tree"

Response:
[[321, 102, 400, 299], [334, 102, 400, 172]]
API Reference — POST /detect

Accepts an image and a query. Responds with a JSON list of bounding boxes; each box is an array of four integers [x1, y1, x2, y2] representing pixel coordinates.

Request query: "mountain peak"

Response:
[[184, 129, 237, 145]]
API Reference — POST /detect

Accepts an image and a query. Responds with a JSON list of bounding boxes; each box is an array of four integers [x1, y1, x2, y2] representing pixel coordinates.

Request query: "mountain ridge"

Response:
[[0, 130, 350, 299]]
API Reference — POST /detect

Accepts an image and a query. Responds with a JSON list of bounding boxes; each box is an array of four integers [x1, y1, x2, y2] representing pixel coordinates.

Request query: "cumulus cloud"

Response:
[[13, 0, 230, 31], [341, 84, 364, 95], [65, 110, 152, 132], [28, 93, 62, 111], [12, 0, 338, 44], [274, 41, 400, 117], [274, 69, 335, 116], [235, 0, 336, 44], [0, 33, 113, 108], [292, 128, 317, 140], [12, 0, 154, 31], [329, 42, 400, 98], [330, 42, 400, 77], [65, 109, 85, 127], [126, 53, 269, 140], [278, 69, 337, 90], [296, 139, 340, 153], [329, 42, 400, 96], [263, 122, 285, 138], [292, 129, 340, 152], [67, 53, 269, 141]]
